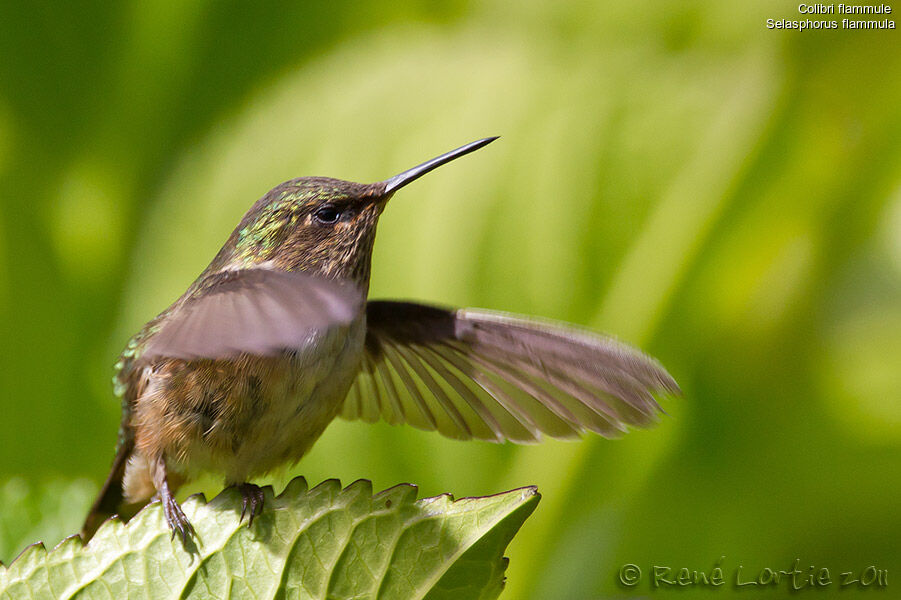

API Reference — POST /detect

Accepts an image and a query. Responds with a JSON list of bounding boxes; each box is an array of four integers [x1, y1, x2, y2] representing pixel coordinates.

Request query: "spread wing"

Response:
[[141, 268, 364, 361], [342, 301, 680, 443]]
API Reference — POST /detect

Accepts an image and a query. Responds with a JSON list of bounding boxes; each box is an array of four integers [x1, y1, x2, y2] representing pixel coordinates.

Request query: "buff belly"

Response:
[[124, 318, 365, 502]]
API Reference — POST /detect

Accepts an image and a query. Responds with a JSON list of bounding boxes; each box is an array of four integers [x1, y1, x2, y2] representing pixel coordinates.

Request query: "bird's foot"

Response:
[[235, 482, 265, 527], [151, 454, 195, 542], [161, 490, 195, 542]]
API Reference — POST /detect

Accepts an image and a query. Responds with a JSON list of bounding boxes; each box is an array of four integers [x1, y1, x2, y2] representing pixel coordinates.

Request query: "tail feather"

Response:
[[81, 440, 132, 541]]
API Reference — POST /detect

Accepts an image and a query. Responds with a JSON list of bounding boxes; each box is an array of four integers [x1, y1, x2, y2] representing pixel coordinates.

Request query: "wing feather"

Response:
[[345, 300, 680, 443], [415, 344, 506, 442], [378, 339, 440, 431], [141, 268, 363, 361], [394, 344, 472, 438]]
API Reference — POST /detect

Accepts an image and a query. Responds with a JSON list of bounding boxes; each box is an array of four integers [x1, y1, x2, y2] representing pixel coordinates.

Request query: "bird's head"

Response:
[[209, 137, 498, 287]]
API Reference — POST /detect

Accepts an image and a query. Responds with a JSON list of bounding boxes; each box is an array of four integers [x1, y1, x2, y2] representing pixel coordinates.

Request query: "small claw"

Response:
[[162, 492, 194, 542], [152, 455, 195, 544], [235, 483, 265, 528]]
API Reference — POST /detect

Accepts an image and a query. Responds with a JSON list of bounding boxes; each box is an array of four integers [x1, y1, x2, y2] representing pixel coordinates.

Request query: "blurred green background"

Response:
[[1, 1, 899, 597]]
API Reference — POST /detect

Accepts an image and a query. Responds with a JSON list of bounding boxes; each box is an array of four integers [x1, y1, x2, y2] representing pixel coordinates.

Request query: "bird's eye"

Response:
[[313, 206, 342, 225]]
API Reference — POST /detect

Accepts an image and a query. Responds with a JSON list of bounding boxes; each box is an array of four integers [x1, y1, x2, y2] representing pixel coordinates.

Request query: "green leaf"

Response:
[[0, 478, 96, 567], [0, 478, 539, 600]]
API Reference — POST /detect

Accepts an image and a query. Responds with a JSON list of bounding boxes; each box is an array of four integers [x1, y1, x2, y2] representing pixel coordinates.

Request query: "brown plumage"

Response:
[[82, 138, 680, 541]]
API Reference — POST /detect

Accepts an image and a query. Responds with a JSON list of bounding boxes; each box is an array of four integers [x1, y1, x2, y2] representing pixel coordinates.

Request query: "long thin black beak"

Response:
[[381, 137, 499, 194]]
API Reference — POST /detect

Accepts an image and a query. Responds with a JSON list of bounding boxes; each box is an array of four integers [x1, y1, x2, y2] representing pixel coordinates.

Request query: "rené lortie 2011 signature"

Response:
[[618, 557, 888, 591]]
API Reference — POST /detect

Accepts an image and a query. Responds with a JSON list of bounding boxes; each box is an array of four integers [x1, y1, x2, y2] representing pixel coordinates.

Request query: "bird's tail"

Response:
[[81, 439, 133, 541]]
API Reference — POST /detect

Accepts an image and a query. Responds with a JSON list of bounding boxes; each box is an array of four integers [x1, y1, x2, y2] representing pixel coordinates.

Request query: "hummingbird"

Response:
[[81, 137, 680, 541]]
